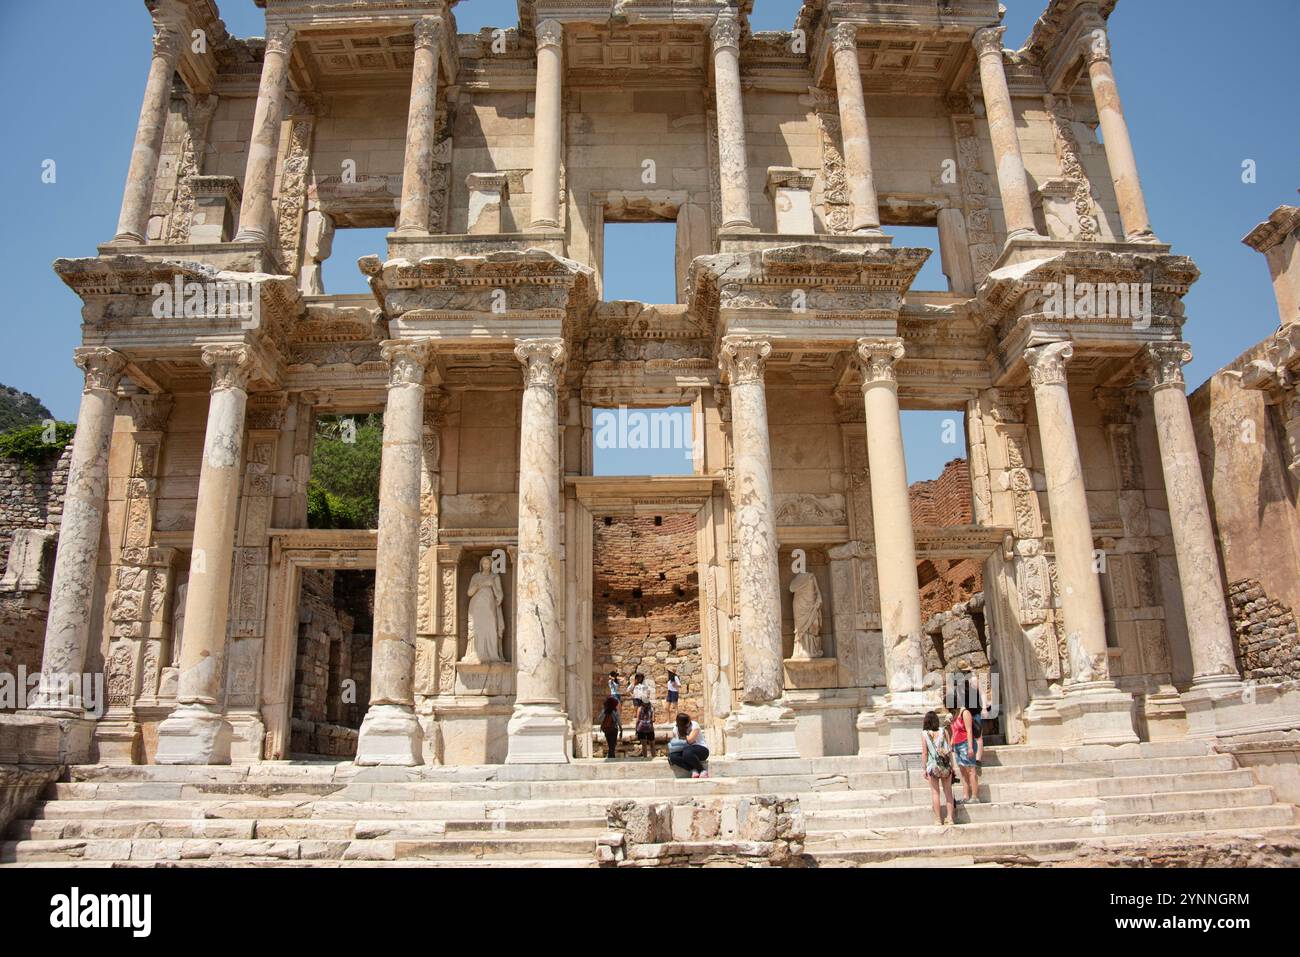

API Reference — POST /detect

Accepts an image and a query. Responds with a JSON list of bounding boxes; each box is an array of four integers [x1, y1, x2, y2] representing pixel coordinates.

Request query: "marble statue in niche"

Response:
[[790, 571, 824, 659], [463, 556, 505, 663]]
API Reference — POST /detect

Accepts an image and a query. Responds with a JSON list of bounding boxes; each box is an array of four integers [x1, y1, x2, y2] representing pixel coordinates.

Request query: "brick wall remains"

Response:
[[290, 568, 372, 756], [1229, 578, 1300, 682], [909, 458, 982, 621], [592, 514, 702, 725]]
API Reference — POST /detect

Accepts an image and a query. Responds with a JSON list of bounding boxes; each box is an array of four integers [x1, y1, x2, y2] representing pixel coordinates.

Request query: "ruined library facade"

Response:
[[7, 0, 1299, 771]]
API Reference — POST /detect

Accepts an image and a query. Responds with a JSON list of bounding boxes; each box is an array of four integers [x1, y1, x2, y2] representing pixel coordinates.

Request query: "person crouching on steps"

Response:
[[667, 713, 709, 778], [600, 696, 621, 759]]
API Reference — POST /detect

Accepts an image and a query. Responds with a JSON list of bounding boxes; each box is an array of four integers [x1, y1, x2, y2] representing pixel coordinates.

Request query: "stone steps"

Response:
[[4, 739, 1293, 867]]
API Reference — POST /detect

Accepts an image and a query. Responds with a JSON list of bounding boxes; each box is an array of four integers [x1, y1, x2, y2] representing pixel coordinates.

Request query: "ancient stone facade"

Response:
[[7, 0, 1298, 770]]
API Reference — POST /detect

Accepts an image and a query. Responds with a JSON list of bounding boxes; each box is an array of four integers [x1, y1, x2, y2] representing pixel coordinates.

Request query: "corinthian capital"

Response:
[[264, 22, 296, 57], [536, 19, 563, 51], [74, 347, 128, 394], [855, 337, 905, 387], [972, 26, 1006, 58], [1143, 341, 1192, 391], [152, 24, 184, 60], [711, 11, 741, 53], [1024, 340, 1074, 388], [412, 16, 442, 51], [381, 339, 432, 388], [719, 337, 772, 385], [1079, 25, 1111, 66], [515, 338, 567, 388], [201, 343, 257, 392], [830, 22, 858, 55]]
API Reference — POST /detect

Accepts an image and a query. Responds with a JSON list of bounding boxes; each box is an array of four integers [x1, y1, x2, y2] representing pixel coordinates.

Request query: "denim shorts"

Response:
[[954, 741, 977, 768]]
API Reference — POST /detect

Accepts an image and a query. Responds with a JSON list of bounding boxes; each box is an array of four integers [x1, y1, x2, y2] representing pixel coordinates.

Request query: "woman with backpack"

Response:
[[921, 710, 956, 826], [635, 697, 656, 758], [599, 696, 621, 759]]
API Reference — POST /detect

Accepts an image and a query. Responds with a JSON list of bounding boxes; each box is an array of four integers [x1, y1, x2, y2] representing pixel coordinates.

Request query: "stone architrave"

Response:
[[356, 340, 432, 766], [30, 349, 127, 720], [711, 11, 754, 232], [718, 337, 798, 758], [1080, 27, 1157, 242], [155, 345, 260, 764], [972, 27, 1039, 240], [235, 24, 295, 243], [829, 23, 881, 233], [111, 25, 183, 244], [506, 338, 570, 763], [396, 17, 443, 234], [1024, 340, 1137, 745], [529, 21, 564, 230]]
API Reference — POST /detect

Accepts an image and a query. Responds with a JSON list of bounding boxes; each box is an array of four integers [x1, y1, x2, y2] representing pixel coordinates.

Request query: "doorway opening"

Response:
[[289, 568, 374, 758]]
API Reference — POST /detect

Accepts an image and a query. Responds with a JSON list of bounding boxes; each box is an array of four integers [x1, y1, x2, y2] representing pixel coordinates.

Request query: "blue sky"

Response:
[[0, 0, 1294, 482]]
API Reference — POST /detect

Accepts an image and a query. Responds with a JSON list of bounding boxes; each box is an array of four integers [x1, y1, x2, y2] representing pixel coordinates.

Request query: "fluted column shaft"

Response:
[[1082, 29, 1155, 242], [973, 26, 1038, 239], [721, 338, 783, 704], [112, 26, 183, 244], [856, 339, 924, 693], [31, 349, 127, 711], [529, 20, 564, 230], [1024, 341, 1112, 683], [830, 23, 880, 233], [235, 24, 295, 243], [396, 18, 442, 234], [711, 12, 754, 231], [1144, 342, 1240, 687]]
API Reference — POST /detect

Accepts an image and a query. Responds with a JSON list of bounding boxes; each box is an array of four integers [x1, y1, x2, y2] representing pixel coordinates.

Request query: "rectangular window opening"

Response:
[[591, 405, 695, 476], [601, 221, 679, 304]]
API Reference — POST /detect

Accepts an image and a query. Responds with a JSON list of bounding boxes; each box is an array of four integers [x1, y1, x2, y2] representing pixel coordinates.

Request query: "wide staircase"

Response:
[[3, 739, 1296, 867]]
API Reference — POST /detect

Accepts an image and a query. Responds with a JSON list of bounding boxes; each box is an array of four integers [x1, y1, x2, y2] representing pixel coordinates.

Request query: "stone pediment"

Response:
[[360, 248, 597, 343], [53, 254, 302, 347]]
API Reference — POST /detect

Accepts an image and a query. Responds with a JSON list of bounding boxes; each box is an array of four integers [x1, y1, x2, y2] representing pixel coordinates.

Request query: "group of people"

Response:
[[919, 679, 987, 826], [599, 670, 708, 777]]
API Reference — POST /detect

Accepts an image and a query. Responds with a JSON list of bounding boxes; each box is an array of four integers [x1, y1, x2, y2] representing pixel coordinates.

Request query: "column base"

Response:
[[155, 703, 232, 765], [855, 691, 929, 756], [228, 711, 267, 763], [0, 712, 97, 764], [1055, 681, 1139, 745], [504, 704, 570, 764], [93, 715, 142, 765], [1125, 229, 1162, 244], [107, 232, 145, 246], [722, 702, 799, 759], [355, 703, 425, 766]]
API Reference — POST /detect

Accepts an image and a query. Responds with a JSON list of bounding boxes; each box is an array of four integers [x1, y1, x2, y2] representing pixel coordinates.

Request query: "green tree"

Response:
[[308, 413, 382, 529]]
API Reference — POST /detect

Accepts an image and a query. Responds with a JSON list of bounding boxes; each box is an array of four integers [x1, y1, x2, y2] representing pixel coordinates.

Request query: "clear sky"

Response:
[[1, 0, 1294, 482]]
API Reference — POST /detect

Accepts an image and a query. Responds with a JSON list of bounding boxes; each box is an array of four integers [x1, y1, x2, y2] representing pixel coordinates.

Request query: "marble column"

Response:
[[156, 345, 258, 764], [972, 27, 1039, 240], [30, 349, 127, 717], [395, 17, 443, 235], [711, 11, 754, 232], [111, 25, 183, 244], [830, 23, 881, 234], [357, 340, 431, 765], [529, 20, 564, 230], [1024, 340, 1136, 744], [1143, 342, 1239, 688], [234, 23, 295, 243], [1081, 28, 1157, 243], [855, 339, 925, 698], [506, 338, 570, 763], [718, 337, 798, 758]]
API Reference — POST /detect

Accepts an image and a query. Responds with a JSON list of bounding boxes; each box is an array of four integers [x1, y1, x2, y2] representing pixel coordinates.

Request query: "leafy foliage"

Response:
[[0, 420, 76, 467], [307, 413, 382, 529], [0, 385, 54, 433]]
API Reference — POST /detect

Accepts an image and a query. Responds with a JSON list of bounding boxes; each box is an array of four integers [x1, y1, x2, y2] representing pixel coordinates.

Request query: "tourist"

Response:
[[608, 671, 622, 704], [667, 712, 709, 778], [965, 675, 986, 767], [635, 697, 656, 758], [666, 671, 680, 707], [631, 672, 647, 708], [920, 710, 956, 826], [950, 685, 979, 804], [599, 695, 621, 759]]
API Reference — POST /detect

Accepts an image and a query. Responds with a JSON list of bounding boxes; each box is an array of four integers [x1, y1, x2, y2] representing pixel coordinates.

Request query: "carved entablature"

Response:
[[360, 250, 597, 345], [687, 244, 929, 346], [975, 250, 1199, 366], [53, 255, 302, 358], [1021, 0, 1118, 93]]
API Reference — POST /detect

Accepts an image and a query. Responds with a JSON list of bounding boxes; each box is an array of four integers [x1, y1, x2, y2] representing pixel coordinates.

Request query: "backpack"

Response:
[[636, 704, 654, 735], [600, 711, 616, 734], [926, 729, 953, 777]]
